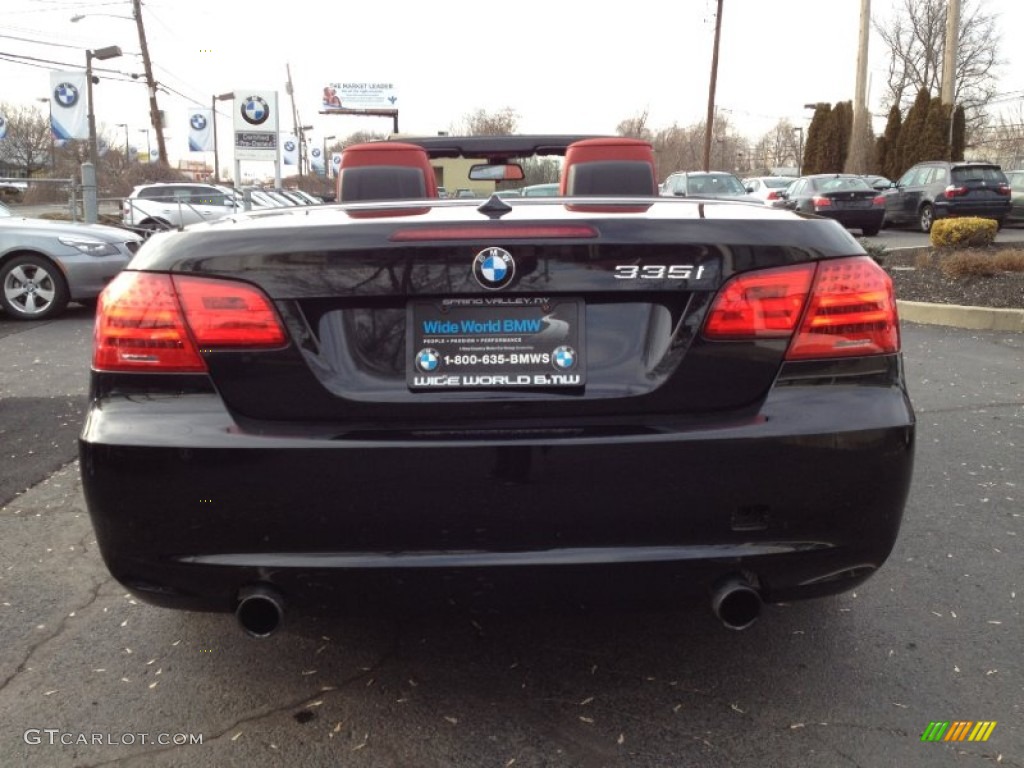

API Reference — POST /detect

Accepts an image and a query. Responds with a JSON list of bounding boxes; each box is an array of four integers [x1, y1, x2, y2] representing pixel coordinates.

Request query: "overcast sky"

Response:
[[2, 0, 1023, 169]]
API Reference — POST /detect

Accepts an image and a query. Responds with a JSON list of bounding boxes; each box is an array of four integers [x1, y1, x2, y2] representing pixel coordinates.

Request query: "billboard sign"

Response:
[[321, 82, 398, 112], [231, 90, 279, 160]]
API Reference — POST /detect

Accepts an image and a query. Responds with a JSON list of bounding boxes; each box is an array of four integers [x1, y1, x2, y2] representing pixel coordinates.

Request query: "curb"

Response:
[[897, 300, 1024, 332]]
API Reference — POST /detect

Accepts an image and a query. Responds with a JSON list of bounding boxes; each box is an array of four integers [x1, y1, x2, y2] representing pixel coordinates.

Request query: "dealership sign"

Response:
[[321, 82, 398, 112], [231, 90, 279, 160]]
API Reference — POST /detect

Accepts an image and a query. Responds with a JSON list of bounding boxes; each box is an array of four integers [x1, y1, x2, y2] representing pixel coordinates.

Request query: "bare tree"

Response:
[[874, 0, 1000, 132], [649, 114, 744, 179], [616, 110, 653, 141], [0, 103, 51, 178], [341, 130, 387, 148], [751, 120, 801, 172], [454, 108, 519, 136]]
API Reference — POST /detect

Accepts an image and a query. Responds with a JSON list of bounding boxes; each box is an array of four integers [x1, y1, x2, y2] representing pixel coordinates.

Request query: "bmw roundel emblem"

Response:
[[416, 348, 440, 372], [284, 140, 296, 152], [311, 147, 321, 158], [54, 82, 79, 108], [190, 113, 207, 131], [240, 96, 270, 125], [552, 346, 577, 370], [472, 247, 515, 290]]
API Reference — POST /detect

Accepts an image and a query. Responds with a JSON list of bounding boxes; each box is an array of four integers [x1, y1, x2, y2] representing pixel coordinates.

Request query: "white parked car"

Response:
[[122, 183, 241, 235], [742, 176, 797, 204]]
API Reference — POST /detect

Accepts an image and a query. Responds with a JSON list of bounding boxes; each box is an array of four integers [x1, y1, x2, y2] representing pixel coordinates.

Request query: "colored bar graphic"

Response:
[[921, 721, 996, 742]]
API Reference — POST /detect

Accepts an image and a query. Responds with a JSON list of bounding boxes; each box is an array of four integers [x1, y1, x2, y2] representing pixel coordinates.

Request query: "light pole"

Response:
[[138, 128, 151, 164], [86, 45, 122, 169], [37, 97, 55, 170], [793, 127, 804, 177], [323, 136, 336, 179], [213, 92, 234, 182], [116, 123, 129, 167], [295, 124, 313, 179]]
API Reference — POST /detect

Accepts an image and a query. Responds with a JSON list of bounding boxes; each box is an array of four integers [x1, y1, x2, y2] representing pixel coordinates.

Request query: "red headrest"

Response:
[[561, 138, 657, 196], [336, 142, 439, 201]]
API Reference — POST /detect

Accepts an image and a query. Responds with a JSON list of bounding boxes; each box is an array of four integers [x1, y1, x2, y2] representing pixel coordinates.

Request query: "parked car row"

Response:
[[122, 182, 324, 235]]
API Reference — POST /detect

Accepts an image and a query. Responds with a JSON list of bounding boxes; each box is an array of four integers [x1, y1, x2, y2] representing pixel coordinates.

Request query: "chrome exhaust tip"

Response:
[[235, 584, 285, 638], [711, 577, 762, 631]]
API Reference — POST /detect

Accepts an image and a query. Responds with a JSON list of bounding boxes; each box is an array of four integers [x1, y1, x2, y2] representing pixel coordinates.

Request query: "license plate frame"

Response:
[[407, 297, 586, 390]]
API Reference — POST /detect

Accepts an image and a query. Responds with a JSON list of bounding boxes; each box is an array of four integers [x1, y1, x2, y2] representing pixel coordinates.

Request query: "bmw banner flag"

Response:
[[281, 134, 298, 166], [309, 146, 325, 175], [0, 114, 7, 140], [49, 71, 89, 141], [188, 108, 214, 152], [330, 152, 342, 178]]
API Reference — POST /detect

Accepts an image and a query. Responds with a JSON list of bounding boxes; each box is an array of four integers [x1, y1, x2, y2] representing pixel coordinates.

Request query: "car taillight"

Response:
[[173, 275, 287, 347], [944, 184, 968, 198], [812, 196, 832, 209], [703, 263, 815, 338], [786, 256, 899, 360], [873, 195, 886, 206], [996, 184, 1010, 197], [766, 191, 779, 200], [93, 272, 286, 372], [703, 257, 899, 359]]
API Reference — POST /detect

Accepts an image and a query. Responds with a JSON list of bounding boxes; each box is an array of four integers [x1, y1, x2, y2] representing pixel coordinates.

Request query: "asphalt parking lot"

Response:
[[0, 310, 1021, 767]]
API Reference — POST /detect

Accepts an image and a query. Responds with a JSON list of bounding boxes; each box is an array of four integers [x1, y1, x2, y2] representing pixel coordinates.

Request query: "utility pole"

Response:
[[941, 0, 959, 106], [702, 0, 724, 172], [133, 0, 167, 166], [845, 0, 872, 173]]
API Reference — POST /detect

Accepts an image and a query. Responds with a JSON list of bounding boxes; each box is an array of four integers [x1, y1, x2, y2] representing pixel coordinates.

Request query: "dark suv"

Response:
[[882, 160, 1011, 233]]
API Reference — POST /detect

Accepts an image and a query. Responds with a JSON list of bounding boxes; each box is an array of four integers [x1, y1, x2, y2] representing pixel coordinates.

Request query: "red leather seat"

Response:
[[561, 138, 658, 196], [336, 142, 439, 202]]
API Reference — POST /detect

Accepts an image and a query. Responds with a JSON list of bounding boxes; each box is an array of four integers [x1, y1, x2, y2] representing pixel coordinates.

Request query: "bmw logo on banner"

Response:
[[0, 115, 7, 140], [53, 82, 79, 108], [472, 247, 515, 290], [231, 89, 279, 160], [190, 113, 207, 131]]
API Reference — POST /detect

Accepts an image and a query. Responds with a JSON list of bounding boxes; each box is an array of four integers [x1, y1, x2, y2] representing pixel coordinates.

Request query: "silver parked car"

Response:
[[0, 202, 140, 320]]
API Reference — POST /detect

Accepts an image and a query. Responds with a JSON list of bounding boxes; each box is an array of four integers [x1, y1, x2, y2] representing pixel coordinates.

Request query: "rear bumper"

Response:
[[933, 200, 1011, 221], [79, 370, 915, 614], [823, 209, 885, 230]]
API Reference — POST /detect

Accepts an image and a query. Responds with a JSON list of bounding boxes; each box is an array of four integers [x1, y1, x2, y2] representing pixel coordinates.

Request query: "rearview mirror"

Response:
[[469, 163, 526, 181]]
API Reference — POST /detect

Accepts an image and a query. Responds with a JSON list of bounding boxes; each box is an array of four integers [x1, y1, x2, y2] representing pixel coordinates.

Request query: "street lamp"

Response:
[[213, 91, 234, 182], [323, 136, 336, 179], [86, 45, 122, 168], [116, 123, 129, 167], [72, 13, 134, 22], [37, 97, 55, 170], [73, 7, 165, 166], [138, 128, 151, 164]]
